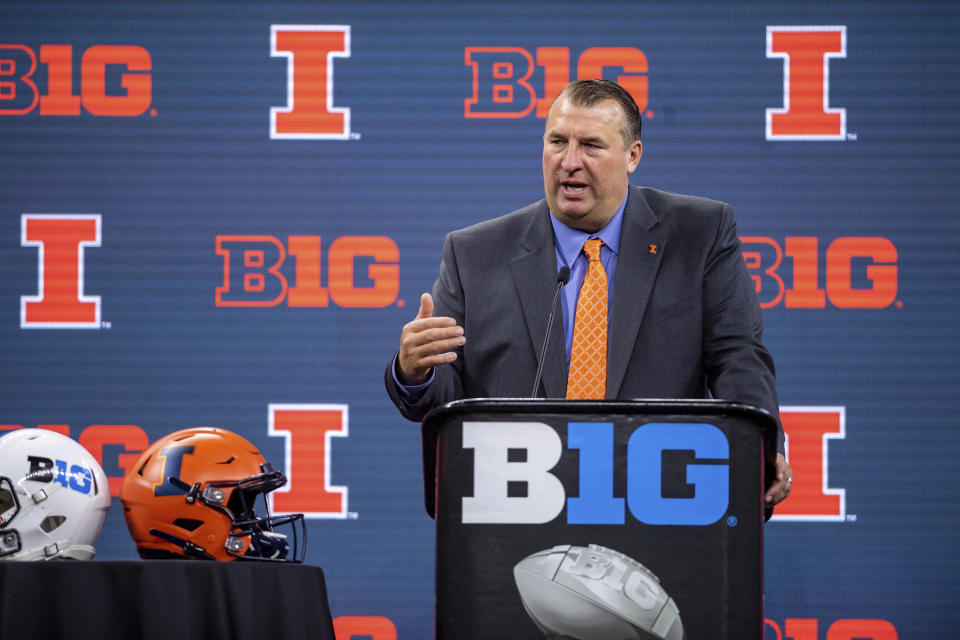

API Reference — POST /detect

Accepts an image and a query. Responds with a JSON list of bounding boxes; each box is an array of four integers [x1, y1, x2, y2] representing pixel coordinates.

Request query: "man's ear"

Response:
[[626, 141, 643, 173]]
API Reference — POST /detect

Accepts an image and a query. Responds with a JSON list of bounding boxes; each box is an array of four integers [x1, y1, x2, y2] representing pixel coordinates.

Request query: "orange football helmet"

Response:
[[120, 427, 305, 561]]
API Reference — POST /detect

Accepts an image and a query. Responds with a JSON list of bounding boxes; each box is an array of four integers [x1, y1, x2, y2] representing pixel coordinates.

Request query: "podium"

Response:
[[421, 399, 778, 640]]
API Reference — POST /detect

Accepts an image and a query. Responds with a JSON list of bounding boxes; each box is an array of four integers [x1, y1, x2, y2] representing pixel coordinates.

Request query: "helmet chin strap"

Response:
[[148, 528, 215, 560], [59, 544, 95, 560], [4, 481, 93, 560], [9, 538, 93, 561]]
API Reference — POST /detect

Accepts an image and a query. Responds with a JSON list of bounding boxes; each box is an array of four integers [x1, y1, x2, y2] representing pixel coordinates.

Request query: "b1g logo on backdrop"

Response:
[[766, 26, 847, 141], [465, 46, 649, 119], [740, 236, 899, 310], [765, 616, 897, 640], [0, 44, 152, 116], [270, 25, 352, 140], [215, 234, 399, 308], [20, 214, 103, 329]]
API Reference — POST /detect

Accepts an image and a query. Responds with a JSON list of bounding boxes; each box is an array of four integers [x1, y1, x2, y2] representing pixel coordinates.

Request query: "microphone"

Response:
[[531, 266, 570, 398]]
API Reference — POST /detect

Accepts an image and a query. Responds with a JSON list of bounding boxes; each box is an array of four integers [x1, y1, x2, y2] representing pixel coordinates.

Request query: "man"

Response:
[[385, 79, 792, 507]]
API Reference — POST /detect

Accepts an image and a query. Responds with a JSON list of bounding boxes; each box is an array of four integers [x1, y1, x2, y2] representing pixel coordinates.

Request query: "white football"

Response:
[[513, 544, 684, 640]]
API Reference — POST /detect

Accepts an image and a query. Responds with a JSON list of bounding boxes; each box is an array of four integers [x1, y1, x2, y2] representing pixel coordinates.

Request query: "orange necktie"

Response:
[[566, 238, 607, 399]]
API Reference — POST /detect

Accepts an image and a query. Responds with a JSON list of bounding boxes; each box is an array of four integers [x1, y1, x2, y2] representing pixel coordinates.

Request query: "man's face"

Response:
[[542, 96, 642, 232]]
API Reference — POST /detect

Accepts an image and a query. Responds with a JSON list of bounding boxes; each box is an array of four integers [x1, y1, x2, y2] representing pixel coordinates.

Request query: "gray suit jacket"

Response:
[[385, 185, 783, 451]]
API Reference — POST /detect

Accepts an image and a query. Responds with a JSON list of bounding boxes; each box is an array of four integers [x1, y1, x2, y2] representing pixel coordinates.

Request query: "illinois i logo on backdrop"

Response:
[[267, 404, 350, 519], [20, 214, 102, 329], [766, 26, 847, 141], [270, 25, 352, 140], [773, 407, 848, 522]]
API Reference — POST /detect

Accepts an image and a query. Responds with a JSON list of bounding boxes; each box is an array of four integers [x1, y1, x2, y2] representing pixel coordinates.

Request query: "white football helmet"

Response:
[[0, 429, 111, 560]]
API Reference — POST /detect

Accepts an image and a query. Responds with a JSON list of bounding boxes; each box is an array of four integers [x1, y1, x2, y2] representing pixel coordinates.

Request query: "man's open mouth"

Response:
[[561, 181, 588, 194]]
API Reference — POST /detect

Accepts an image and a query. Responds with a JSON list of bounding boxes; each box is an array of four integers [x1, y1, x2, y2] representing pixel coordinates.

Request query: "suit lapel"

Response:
[[510, 203, 568, 398], [608, 187, 665, 397]]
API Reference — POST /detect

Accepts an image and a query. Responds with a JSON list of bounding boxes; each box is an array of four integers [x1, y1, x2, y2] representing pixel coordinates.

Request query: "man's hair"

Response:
[[557, 79, 642, 148]]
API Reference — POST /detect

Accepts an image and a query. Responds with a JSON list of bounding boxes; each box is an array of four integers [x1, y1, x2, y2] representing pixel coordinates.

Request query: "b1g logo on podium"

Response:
[[461, 421, 729, 526]]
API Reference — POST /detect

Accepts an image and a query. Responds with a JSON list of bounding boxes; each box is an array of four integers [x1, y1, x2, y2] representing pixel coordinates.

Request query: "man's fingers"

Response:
[[765, 481, 785, 504], [397, 306, 465, 384], [765, 461, 793, 505], [414, 350, 459, 368], [416, 292, 434, 320], [404, 324, 464, 348], [402, 332, 466, 370], [404, 316, 458, 336], [410, 333, 465, 357]]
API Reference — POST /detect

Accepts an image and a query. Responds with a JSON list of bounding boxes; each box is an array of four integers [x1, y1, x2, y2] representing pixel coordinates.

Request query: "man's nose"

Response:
[[560, 144, 584, 171]]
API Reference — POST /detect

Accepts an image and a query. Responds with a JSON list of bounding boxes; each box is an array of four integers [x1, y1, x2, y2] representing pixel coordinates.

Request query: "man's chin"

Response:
[[553, 199, 592, 220], [552, 209, 600, 232]]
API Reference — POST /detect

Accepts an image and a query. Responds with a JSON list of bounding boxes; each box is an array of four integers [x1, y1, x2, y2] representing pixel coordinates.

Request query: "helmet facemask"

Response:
[[192, 462, 306, 561]]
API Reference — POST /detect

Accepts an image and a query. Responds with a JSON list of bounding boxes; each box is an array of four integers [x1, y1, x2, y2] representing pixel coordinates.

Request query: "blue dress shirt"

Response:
[[549, 195, 626, 366]]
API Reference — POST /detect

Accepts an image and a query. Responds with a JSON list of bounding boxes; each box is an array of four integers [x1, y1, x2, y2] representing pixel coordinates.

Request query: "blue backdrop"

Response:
[[2, 2, 958, 637]]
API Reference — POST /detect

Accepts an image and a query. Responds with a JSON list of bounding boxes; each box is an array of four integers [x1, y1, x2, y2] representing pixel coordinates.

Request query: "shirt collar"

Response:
[[549, 193, 627, 267]]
